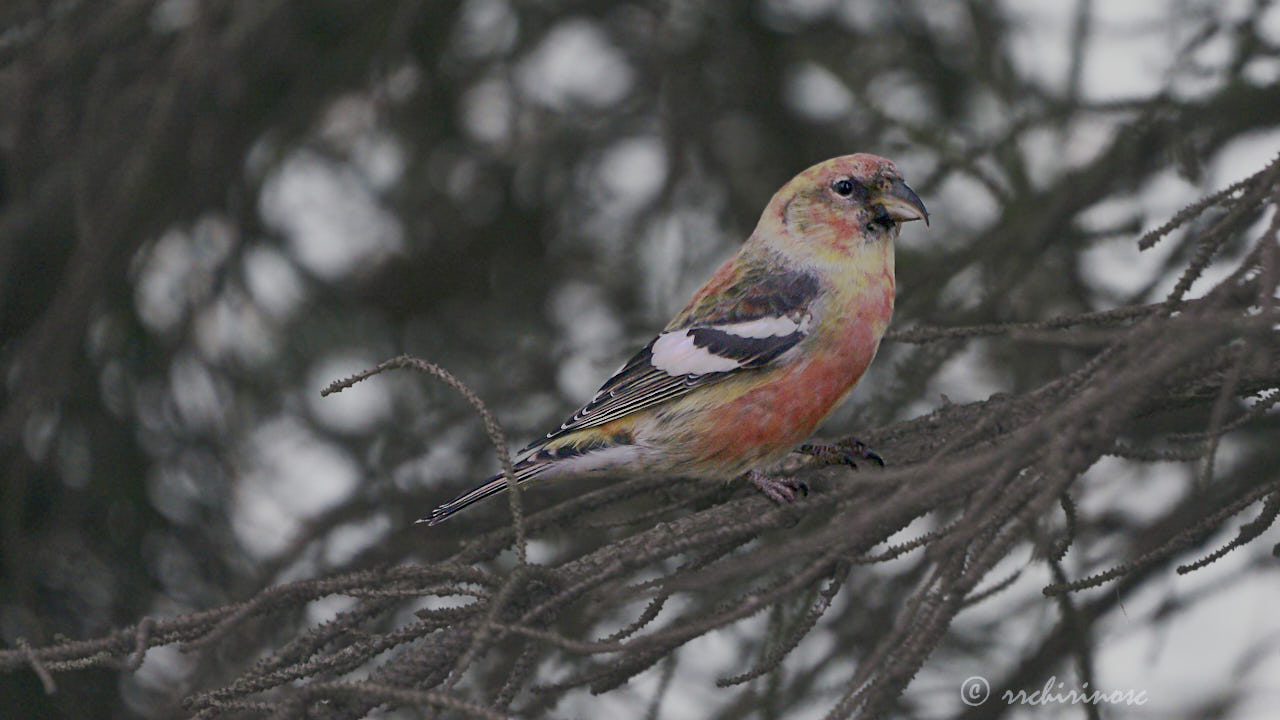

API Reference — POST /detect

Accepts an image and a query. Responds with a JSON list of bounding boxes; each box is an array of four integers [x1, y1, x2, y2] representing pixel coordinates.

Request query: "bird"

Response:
[[424, 153, 927, 526]]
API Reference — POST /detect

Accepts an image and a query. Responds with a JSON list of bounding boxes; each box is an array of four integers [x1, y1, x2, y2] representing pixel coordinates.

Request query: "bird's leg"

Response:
[[797, 438, 884, 469], [744, 469, 808, 503]]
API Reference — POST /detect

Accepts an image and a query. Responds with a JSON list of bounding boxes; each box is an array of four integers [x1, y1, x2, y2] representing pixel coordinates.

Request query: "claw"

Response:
[[746, 470, 808, 504], [839, 438, 884, 467], [797, 439, 884, 469]]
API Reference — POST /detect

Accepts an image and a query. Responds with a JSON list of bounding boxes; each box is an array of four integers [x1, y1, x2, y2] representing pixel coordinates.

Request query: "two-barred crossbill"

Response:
[[427, 153, 927, 525]]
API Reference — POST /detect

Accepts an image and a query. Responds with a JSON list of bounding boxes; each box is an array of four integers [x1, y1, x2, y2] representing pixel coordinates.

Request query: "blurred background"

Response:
[[2, 0, 1279, 717]]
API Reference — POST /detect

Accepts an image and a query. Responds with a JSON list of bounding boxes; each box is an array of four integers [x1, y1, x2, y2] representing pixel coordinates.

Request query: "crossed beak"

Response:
[[876, 179, 929, 226]]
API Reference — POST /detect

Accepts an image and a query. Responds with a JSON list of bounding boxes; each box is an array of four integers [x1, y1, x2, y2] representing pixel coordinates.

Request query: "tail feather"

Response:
[[421, 465, 544, 526], [422, 436, 643, 526]]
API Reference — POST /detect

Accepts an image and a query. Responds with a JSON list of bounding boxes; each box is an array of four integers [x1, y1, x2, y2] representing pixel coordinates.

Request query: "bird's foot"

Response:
[[745, 469, 808, 503], [797, 438, 884, 469]]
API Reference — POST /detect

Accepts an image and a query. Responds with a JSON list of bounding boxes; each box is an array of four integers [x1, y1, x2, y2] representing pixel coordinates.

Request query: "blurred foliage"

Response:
[[1, 0, 1279, 718]]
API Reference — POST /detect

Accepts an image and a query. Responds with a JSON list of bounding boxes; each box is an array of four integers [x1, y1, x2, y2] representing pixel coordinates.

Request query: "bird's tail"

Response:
[[421, 465, 544, 526], [423, 432, 641, 525]]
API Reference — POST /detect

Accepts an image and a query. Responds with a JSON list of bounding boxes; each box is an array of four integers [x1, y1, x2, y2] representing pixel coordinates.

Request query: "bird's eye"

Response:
[[832, 179, 855, 197]]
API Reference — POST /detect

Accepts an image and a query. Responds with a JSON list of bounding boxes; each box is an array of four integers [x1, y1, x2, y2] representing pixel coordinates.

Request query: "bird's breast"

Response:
[[664, 279, 893, 474]]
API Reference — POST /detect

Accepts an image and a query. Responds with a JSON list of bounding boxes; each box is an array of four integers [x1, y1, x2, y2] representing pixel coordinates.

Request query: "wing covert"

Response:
[[534, 267, 822, 445]]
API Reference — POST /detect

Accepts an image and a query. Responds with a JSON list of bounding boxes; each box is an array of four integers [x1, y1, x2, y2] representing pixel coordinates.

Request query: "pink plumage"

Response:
[[427, 154, 927, 525]]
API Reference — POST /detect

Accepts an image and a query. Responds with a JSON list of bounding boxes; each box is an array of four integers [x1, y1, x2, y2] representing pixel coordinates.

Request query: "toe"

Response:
[[838, 439, 885, 467]]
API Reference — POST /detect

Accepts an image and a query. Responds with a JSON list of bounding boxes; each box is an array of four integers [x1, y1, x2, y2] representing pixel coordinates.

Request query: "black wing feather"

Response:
[[534, 268, 822, 446]]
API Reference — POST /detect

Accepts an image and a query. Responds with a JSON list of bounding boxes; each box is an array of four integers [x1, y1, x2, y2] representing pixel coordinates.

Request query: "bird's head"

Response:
[[765, 153, 928, 251]]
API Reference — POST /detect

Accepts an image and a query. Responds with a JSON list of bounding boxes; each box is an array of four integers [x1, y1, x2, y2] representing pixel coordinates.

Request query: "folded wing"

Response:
[[534, 268, 822, 446]]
